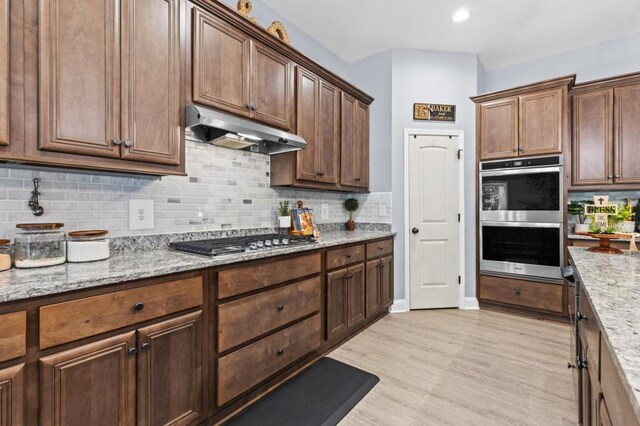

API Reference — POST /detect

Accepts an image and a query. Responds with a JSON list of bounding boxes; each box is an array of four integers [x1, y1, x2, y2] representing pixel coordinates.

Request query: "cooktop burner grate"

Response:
[[169, 234, 316, 257]]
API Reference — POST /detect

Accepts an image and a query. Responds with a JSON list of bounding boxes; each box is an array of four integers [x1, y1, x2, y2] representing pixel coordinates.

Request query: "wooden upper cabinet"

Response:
[[318, 81, 341, 184], [295, 67, 320, 182], [249, 40, 293, 130], [0, 0, 9, 146], [137, 311, 202, 426], [572, 89, 614, 185], [120, 0, 181, 166], [518, 88, 563, 156], [192, 8, 250, 117], [478, 98, 518, 160], [40, 332, 136, 426], [0, 364, 25, 425], [341, 94, 369, 188], [39, 0, 121, 158], [614, 83, 640, 184]]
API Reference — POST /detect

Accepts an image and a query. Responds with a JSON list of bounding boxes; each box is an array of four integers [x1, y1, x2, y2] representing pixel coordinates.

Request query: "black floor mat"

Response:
[[226, 357, 379, 426]]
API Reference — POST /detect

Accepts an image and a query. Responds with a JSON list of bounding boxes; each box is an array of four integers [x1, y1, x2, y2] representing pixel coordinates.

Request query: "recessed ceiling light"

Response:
[[452, 8, 470, 23]]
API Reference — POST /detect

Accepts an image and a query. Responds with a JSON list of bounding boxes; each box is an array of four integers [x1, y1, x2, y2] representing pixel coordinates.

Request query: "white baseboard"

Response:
[[390, 299, 409, 313], [461, 297, 479, 310]]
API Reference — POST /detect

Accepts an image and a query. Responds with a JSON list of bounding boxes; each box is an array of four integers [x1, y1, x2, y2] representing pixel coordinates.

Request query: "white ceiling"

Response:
[[260, 0, 640, 70]]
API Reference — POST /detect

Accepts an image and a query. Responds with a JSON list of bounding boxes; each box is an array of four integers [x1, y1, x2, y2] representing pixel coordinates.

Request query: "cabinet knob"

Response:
[[319, 171, 325, 176], [519, 148, 524, 152], [277, 348, 284, 356], [608, 175, 613, 179], [251, 105, 257, 111], [512, 148, 517, 152], [411, 228, 419, 234], [140, 342, 150, 352], [134, 302, 144, 312], [378, 246, 384, 251], [354, 177, 361, 182], [615, 174, 620, 179], [380, 262, 385, 269], [123, 140, 133, 148], [276, 304, 284, 312], [112, 138, 122, 146], [577, 312, 588, 321], [515, 289, 521, 296], [346, 253, 352, 258], [346, 274, 353, 279], [567, 362, 576, 369], [578, 359, 588, 369], [245, 103, 252, 110], [128, 347, 137, 356]]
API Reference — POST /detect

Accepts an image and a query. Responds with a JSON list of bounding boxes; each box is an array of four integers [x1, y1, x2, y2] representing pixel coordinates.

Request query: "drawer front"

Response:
[[578, 287, 600, 374], [217, 277, 321, 352], [217, 313, 321, 406], [40, 275, 203, 349], [479, 275, 563, 313], [218, 252, 321, 299], [326, 245, 365, 270], [0, 311, 27, 362], [366, 239, 393, 259]]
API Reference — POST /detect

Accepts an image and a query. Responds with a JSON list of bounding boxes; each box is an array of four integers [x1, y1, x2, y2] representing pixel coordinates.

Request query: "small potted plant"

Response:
[[277, 201, 291, 229], [344, 198, 359, 231], [568, 200, 590, 233]]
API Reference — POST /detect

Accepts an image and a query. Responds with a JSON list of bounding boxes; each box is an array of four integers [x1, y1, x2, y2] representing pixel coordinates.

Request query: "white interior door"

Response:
[[409, 134, 461, 309]]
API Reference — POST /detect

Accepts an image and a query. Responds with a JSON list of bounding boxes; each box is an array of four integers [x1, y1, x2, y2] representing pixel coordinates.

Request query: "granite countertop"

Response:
[[568, 247, 640, 418], [0, 231, 395, 304]]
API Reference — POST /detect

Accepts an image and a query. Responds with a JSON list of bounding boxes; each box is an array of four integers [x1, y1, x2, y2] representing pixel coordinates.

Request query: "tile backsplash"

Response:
[[0, 135, 391, 239]]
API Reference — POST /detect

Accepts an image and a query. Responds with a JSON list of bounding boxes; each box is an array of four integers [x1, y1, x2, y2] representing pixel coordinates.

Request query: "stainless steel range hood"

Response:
[[185, 104, 306, 155]]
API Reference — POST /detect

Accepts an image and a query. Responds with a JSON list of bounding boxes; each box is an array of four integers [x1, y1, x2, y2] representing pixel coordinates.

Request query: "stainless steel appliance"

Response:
[[480, 221, 563, 279], [169, 234, 316, 257], [480, 155, 563, 223]]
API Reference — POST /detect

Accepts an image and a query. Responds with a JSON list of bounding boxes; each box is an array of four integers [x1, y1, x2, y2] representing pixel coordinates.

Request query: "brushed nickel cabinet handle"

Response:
[[140, 342, 150, 352]]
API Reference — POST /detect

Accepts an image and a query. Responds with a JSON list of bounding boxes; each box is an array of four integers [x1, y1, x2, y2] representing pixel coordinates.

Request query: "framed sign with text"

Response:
[[413, 103, 456, 122]]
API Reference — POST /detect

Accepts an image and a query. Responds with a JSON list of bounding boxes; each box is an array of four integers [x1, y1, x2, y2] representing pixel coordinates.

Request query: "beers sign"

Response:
[[413, 103, 456, 122]]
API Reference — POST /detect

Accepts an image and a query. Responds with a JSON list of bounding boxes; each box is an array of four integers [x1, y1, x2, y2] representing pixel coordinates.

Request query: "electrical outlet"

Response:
[[129, 199, 154, 230], [321, 204, 329, 220], [379, 205, 387, 216]]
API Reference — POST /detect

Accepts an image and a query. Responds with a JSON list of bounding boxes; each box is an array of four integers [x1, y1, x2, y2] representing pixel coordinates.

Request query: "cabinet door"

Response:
[[614, 83, 640, 184], [353, 101, 370, 188], [40, 332, 136, 426], [250, 41, 293, 130], [0, 364, 24, 425], [120, 0, 181, 166], [192, 9, 250, 117], [365, 260, 381, 317], [519, 88, 563, 156], [347, 264, 366, 328], [137, 311, 202, 426], [39, 0, 121, 158], [326, 269, 348, 339], [478, 98, 518, 160], [0, 0, 8, 146], [340, 93, 361, 187], [380, 256, 394, 309], [572, 89, 614, 185], [295, 67, 320, 182], [317, 81, 341, 184], [599, 397, 612, 426]]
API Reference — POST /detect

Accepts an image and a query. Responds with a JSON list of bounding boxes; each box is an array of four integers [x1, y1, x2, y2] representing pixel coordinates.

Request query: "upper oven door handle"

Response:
[[480, 166, 562, 177], [480, 221, 562, 229]]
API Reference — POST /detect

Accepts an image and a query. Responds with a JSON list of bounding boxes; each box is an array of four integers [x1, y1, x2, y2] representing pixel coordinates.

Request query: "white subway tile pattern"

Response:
[[0, 136, 391, 239]]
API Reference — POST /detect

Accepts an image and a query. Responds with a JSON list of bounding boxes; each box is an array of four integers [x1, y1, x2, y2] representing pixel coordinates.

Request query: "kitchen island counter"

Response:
[[0, 231, 395, 304]]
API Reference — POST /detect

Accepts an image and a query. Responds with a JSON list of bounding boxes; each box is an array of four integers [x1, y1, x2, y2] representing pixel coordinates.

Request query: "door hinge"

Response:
[[457, 149, 463, 159], [458, 213, 461, 222], [458, 275, 461, 284]]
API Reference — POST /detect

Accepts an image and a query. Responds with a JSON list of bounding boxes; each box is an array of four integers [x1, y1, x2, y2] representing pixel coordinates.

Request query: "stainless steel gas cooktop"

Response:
[[169, 234, 316, 257]]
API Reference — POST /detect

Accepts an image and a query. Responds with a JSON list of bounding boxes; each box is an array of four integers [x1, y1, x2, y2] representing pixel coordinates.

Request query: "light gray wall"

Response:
[[218, 0, 349, 78], [483, 32, 640, 92], [390, 49, 479, 300], [347, 50, 393, 193]]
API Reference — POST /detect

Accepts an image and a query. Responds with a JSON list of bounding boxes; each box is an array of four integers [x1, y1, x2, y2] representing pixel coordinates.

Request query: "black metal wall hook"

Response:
[[28, 178, 44, 216]]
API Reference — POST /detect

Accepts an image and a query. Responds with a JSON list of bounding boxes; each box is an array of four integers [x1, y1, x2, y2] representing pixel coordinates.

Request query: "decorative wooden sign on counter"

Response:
[[413, 103, 456, 122]]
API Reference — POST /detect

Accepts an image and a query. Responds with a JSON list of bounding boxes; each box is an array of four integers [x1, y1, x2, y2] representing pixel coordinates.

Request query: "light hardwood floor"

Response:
[[330, 309, 577, 426]]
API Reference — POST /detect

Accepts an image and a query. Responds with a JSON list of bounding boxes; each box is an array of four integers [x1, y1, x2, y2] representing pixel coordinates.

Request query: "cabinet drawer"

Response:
[[217, 313, 321, 405], [0, 311, 26, 362], [326, 244, 365, 269], [578, 287, 600, 374], [366, 239, 393, 259], [40, 275, 203, 349], [479, 275, 563, 313], [217, 252, 321, 299], [217, 277, 321, 352]]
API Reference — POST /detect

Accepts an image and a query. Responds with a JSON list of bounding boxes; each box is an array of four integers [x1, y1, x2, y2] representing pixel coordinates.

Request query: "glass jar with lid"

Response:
[[14, 223, 66, 268], [0, 239, 12, 271], [67, 230, 110, 263]]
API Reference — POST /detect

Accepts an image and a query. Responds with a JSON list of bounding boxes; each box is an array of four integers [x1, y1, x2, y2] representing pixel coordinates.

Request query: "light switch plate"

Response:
[[129, 199, 154, 230], [321, 204, 329, 220]]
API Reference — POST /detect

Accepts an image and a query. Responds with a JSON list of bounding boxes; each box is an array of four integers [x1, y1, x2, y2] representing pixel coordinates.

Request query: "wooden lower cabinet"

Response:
[[327, 263, 366, 339], [479, 274, 564, 315], [365, 261, 381, 317], [347, 264, 366, 328], [0, 364, 24, 425], [137, 312, 202, 426], [599, 397, 613, 426], [40, 332, 137, 426]]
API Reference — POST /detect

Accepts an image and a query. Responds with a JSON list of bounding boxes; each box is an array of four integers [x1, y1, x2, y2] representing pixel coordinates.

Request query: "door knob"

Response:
[[411, 228, 419, 234]]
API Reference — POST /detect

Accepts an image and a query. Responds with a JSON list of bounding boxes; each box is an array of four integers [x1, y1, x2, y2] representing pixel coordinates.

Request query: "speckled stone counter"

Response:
[[0, 231, 394, 304], [568, 247, 640, 417]]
